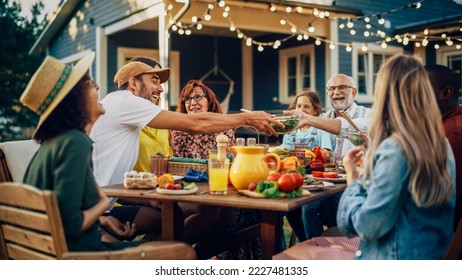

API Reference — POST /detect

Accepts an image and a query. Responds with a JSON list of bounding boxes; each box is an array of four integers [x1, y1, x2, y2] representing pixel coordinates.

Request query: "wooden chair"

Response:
[[0, 182, 196, 260]]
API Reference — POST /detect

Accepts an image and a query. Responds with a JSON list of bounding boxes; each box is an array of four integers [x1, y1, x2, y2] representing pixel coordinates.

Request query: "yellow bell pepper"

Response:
[[280, 156, 301, 172]]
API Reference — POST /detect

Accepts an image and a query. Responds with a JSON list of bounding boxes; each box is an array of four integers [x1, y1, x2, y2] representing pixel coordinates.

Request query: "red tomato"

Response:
[[174, 184, 183, 190], [322, 172, 338, 178], [277, 173, 303, 192], [311, 171, 324, 178], [267, 173, 281, 182], [248, 182, 257, 191], [166, 182, 175, 190]]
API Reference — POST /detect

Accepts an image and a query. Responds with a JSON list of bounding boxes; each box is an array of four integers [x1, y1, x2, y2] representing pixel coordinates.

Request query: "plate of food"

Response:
[[302, 177, 335, 191], [306, 173, 347, 183], [156, 187, 198, 195]]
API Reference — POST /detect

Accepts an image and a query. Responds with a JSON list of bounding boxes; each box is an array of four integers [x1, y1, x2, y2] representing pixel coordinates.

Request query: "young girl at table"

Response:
[[20, 53, 193, 253]]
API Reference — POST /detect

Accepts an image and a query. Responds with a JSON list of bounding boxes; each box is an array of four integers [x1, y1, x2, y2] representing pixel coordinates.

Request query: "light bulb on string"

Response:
[[411, 34, 416, 39], [208, 3, 214, 9], [222, 12, 229, 18], [329, 43, 335, 50], [346, 45, 352, 52], [218, 0, 225, 8], [296, 6, 302, 13], [274, 40, 281, 49], [361, 45, 368, 52], [365, 24, 372, 30], [178, 29, 185, 35], [350, 29, 356, 35], [364, 17, 370, 23], [441, 33, 447, 39], [196, 23, 203, 30], [225, 6, 230, 12], [424, 28, 429, 35], [285, 7, 292, 13], [172, 25, 178, 31], [258, 45, 264, 52], [303, 34, 309, 40], [270, 4, 276, 12], [291, 26, 297, 33], [280, 19, 286, 25], [446, 38, 453, 46], [315, 38, 321, 45], [246, 38, 252, 46], [185, 29, 192, 35], [457, 45, 461, 50], [204, 13, 211, 21], [386, 37, 392, 42], [192, 16, 198, 23], [237, 33, 244, 38], [308, 24, 315, 33], [403, 36, 409, 45], [167, 4, 173, 10], [364, 31, 370, 37], [297, 34, 303, 41], [378, 16, 385, 25], [230, 25, 236, 31], [347, 20, 354, 28], [319, 12, 326, 18], [415, 42, 421, 47], [313, 8, 319, 16], [381, 42, 387, 48], [339, 23, 345, 29], [422, 37, 428, 46], [434, 44, 440, 49]]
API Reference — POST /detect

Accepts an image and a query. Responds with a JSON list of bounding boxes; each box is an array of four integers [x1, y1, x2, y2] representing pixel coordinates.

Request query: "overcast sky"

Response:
[[18, 0, 60, 19]]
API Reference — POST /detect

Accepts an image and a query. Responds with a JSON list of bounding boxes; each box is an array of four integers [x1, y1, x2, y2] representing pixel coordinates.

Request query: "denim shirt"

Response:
[[278, 126, 334, 150], [337, 138, 456, 259]]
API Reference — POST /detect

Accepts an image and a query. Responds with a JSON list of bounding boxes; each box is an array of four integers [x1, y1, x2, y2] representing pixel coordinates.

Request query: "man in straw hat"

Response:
[[20, 52, 192, 250]]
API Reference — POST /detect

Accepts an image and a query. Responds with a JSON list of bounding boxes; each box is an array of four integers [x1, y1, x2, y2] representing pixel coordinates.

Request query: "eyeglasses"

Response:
[[184, 94, 206, 104], [326, 85, 354, 92]]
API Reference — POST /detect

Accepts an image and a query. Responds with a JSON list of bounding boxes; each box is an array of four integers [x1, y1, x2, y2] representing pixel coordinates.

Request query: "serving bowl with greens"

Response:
[[271, 115, 300, 134], [346, 128, 368, 146]]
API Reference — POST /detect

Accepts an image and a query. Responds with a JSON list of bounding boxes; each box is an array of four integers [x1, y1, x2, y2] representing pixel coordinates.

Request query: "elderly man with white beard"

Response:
[[288, 74, 371, 239]]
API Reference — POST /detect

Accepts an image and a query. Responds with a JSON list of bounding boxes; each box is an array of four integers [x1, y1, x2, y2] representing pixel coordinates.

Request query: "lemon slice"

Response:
[[157, 173, 174, 189]]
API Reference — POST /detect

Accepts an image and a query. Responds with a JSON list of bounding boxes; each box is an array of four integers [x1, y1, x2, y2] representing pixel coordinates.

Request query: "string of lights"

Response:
[[167, 0, 461, 52]]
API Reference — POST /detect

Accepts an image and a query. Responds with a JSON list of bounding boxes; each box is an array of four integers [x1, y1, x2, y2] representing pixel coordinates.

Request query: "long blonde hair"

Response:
[[363, 54, 453, 207]]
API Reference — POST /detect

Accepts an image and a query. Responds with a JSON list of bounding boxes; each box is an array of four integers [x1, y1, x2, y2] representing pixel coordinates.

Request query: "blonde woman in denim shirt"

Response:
[[338, 54, 456, 259]]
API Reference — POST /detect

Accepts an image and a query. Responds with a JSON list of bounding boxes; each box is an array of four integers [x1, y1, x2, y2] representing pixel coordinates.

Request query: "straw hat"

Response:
[[113, 61, 170, 89], [20, 51, 95, 137]]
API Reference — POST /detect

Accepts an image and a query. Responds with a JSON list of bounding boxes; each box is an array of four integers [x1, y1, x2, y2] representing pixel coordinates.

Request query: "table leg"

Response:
[[260, 210, 282, 260], [161, 201, 175, 241]]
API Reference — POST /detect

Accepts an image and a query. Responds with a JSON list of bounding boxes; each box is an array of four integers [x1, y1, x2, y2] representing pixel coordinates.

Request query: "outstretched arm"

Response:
[[147, 110, 284, 136]]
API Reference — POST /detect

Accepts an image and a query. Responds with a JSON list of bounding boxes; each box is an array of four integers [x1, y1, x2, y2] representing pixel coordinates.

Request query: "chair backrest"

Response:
[[0, 182, 197, 260], [0, 182, 68, 260], [445, 215, 462, 260], [0, 140, 40, 183]]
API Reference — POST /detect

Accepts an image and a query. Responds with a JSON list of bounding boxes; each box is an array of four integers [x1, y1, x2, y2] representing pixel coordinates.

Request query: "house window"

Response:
[[117, 47, 180, 108], [60, 50, 93, 74], [352, 44, 402, 103], [279, 44, 315, 104], [437, 47, 462, 104]]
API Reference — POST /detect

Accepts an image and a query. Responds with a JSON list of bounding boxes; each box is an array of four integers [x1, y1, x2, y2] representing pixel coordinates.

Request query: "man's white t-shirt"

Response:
[[90, 90, 162, 186]]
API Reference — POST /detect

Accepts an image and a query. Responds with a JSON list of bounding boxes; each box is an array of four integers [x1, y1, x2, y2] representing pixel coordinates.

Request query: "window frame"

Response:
[[117, 47, 180, 108], [352, 43, 403, 103], [278, 44, 315, 105]]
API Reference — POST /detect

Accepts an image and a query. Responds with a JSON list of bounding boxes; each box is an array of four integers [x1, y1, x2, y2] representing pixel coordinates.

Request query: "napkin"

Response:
[[183, 168, 209, 182]]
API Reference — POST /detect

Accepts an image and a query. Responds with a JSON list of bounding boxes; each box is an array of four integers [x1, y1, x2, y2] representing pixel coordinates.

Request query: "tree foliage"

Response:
[[0, 0, 46, 141]]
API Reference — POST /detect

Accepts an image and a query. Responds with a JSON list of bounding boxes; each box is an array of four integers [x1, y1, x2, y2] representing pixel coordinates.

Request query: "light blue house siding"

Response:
[[43, 0, 461, 113]]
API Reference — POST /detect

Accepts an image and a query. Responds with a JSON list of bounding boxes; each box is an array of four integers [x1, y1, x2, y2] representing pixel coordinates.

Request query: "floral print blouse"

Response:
[[171, 129, 235, 159]]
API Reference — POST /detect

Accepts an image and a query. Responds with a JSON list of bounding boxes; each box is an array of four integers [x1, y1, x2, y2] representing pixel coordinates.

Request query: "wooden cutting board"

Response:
[[238, 189, 311, 199]]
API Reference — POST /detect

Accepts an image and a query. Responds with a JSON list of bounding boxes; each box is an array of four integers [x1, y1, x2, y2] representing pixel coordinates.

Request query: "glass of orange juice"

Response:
[[208, 158, 229, 195]]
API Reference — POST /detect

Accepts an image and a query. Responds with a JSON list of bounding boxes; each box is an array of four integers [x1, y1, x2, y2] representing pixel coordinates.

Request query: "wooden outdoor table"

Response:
[[102, 182, 346, 259]]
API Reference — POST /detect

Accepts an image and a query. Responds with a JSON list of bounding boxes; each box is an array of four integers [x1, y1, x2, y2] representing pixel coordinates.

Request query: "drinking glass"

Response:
[[150, 156, 169, 176], [208, 158, 230, 195]]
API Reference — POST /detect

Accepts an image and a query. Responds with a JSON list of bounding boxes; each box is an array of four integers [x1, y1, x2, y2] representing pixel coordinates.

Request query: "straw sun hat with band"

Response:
[[20, 52, 95, 137]]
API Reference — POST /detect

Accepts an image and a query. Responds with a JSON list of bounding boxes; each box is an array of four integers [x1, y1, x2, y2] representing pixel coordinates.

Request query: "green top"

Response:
[[23, 129, 136, 252]]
